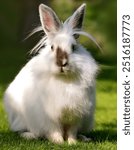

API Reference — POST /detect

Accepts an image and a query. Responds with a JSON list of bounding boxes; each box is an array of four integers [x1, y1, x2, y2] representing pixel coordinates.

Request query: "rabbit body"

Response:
[[4, 3, 98, 144]]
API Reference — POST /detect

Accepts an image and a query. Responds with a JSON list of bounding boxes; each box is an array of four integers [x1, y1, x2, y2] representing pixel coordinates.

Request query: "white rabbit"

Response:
[[4, 3, 99, 144]]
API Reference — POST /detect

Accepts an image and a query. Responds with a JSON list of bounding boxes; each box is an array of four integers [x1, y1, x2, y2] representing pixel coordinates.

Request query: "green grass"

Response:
[[0, 46, 116, 150]]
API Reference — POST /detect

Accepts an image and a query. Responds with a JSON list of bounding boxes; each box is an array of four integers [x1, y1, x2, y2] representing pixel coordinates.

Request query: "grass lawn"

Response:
[[0, 46, 116, 150]]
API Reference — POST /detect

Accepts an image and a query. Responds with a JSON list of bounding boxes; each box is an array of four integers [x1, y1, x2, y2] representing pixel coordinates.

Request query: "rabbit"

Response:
[[4, 3, 99, 144]]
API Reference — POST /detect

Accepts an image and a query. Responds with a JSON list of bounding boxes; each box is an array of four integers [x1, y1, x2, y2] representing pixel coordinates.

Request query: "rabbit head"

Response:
[[31, 4, 99, 85]]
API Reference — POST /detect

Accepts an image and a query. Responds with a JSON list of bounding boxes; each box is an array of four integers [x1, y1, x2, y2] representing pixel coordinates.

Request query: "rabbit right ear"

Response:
[[39, 4, 61, 35], [65, 3, 86, 30]]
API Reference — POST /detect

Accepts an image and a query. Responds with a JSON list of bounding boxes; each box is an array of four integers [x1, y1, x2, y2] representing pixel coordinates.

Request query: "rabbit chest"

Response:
[[38, 77, 91, 125]]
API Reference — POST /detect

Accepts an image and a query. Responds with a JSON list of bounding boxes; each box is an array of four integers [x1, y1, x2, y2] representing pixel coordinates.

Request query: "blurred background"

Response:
[[0, 0, 116, 83]]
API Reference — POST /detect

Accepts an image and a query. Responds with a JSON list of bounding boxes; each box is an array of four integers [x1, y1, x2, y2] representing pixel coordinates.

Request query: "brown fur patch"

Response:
[[56, 47, 68, 67], [63, 124, 70, 140]]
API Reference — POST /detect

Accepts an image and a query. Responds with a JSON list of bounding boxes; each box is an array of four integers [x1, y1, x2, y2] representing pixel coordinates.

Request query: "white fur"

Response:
[[4, 3, 99, 144]]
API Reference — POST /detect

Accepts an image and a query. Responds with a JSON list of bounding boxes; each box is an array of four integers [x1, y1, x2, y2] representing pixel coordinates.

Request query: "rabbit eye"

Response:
[[72, 44, 76, 52], [51, 45, 54, 51]]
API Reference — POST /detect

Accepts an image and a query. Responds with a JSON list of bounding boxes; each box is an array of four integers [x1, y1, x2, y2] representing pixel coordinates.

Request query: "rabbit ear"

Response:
[[39, 4, 61, 34], [66, 3, 86, 30]]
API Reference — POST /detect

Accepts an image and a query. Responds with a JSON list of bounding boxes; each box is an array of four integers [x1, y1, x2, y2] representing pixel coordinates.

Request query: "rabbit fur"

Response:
[[4, 3, 99, 144]]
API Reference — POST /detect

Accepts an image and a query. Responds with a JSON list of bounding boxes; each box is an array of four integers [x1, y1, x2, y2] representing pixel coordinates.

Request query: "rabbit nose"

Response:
[[56, 58, 68, 67], [62, 58, 68, 67]]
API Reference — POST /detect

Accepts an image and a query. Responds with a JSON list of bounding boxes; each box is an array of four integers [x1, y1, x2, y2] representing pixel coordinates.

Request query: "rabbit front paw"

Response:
[[68, 137, 77, 145], [47, 131, 64, 144]]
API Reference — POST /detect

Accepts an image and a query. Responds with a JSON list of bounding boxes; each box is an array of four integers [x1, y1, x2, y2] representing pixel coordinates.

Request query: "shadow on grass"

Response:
[[87, 122, 116, 143], [0, 124, 116, 147], [90, 129, 116, 143]]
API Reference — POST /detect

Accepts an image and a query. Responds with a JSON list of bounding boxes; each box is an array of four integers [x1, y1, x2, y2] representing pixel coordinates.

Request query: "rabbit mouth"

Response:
[[55, 68, 79, 82], [59, 65, 70, 74], [60, 67, 64, 73]]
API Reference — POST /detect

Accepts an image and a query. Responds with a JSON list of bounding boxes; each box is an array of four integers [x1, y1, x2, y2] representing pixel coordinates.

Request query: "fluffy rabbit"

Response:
[[4, 3, 99, 144]]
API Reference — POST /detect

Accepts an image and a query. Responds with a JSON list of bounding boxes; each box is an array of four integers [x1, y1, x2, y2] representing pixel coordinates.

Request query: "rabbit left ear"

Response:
[[66, 3, 86, 30], [39, 4, 61, 35]]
